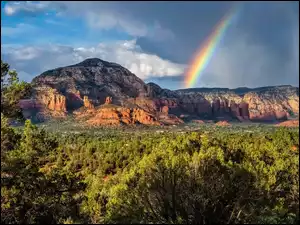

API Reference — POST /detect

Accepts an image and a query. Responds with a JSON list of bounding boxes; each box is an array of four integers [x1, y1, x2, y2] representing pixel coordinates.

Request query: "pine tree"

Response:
[[1, 60, 31, 120]]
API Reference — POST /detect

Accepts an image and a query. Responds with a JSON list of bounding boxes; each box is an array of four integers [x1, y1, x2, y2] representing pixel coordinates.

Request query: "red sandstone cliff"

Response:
[[36, 90, 66, 112], [19, 87, 67, 120], [243, 92, 290, 121], [83, 96, 94, 109], [79, 106, 161, 126], [74, 96, 183, 126], [20, 58, 298, 125]]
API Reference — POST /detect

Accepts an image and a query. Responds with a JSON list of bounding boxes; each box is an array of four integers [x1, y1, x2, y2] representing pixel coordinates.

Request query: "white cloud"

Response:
[[1, 39, 186, 82], [3, 1, 174, 40], [4, 1, 52, 16], [73, 40, 186, 79]]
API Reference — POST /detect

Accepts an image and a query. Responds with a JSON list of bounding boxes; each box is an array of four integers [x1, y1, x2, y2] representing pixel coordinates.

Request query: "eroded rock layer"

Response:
[[19, 58, 299, 125]]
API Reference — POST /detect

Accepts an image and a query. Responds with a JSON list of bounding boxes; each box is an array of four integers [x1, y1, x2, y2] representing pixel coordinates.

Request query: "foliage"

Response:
[[1, 60, 31, 120], [1, 119, 85, 224], [2, 120, 298, 224]]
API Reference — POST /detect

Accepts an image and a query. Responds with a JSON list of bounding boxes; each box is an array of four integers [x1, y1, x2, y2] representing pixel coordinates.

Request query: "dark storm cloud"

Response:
[[135, 2, 298, 63], [133, 1, 299, 87]]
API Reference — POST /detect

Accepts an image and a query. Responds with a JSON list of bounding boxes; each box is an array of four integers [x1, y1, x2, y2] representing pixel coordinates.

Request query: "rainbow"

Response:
[[183, 5, 240, 88]]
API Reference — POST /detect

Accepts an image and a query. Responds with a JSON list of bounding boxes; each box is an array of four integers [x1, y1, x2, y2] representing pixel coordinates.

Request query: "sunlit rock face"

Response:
[[19, 58, 298, 124]]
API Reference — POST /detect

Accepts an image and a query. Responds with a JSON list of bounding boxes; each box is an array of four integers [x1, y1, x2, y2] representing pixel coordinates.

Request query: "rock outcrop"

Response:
[[31, 58, 149, 105], [20, 58, 298, 125], [19, 99, 42, 119], [74, 96, 182, 126], [84, 107, 161, 126], [172, 86, 298, 122], [105, 96, 113, 105], [35, 89, 66, 112], [19, 87, 67, 121], [215, 121, 231, 126], [275, 119, 299, 127], [19, 99, 42, 110], [243, 92, 289, 121], [161, 105, 169, 114], [83, 96, 94, 109]]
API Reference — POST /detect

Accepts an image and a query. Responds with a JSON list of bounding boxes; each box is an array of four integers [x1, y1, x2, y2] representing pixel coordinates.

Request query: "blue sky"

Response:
[[1, 1, 299, 90]]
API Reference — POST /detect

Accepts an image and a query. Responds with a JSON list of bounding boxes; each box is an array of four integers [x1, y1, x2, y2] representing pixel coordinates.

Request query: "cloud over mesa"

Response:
[[1, 40, 186, 82]]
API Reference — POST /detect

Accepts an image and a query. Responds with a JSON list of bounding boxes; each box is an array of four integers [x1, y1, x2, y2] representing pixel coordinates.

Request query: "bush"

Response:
[[1, 122, 299, 224]]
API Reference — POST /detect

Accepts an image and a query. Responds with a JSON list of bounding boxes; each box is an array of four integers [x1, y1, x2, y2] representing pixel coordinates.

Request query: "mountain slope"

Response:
[[32, 58, 149, 110], [20, 58, 299, 124]]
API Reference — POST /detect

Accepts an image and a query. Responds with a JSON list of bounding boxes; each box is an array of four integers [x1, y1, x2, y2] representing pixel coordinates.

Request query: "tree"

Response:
[[1, 60, 31, 120], [1, 120, 84, 224]]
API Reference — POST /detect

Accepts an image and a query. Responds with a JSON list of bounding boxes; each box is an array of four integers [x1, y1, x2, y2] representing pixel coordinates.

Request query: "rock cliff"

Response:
[[83, 96, 94, 109], [19, 87, 67, 121], [74, 97, 182, 126], [31, 58, 149, 107], [20, 58, 299, 125], [158, 85, 298, 122]]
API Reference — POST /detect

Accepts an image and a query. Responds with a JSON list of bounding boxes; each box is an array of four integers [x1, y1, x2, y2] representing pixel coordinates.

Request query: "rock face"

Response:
[[275, 119, 299, 127], [161, 106, 169, 114], [19, 99, 42, 110], [19, 87, 67, 121], [105, 96, 113, 105], [83, 96, 94, 109], [243, 90, 293, 121], [80, 106, 161, 126], [169, 86, 298, 122], [215, 121, 231, 126], [35, 88, 66, 112], [21, 58, 299, 125], [74, 96, 182, 126], [31, 58, 149, 107], [19, 99, 42, 119]]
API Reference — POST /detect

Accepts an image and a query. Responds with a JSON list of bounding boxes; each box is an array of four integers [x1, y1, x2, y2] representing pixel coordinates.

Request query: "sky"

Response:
[[1, 1, 299, 90]]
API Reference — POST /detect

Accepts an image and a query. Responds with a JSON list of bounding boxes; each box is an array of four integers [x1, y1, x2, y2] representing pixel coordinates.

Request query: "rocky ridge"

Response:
[[73, 96, 183, 126], [19, 58, 299, 125]]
